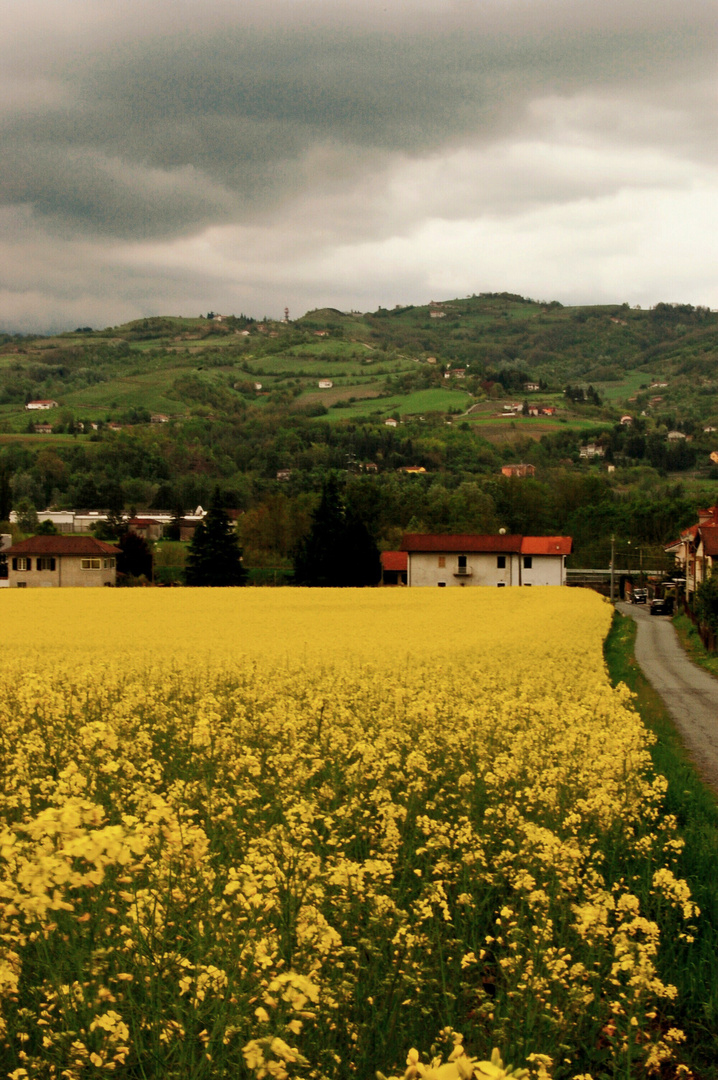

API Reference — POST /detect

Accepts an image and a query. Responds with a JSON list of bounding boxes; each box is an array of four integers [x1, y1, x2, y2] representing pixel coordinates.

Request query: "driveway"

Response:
[[617, 601, 718, 791]]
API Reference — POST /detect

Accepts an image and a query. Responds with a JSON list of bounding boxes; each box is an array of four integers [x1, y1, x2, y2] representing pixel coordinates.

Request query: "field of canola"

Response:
[[0, 589, 698, 1080]]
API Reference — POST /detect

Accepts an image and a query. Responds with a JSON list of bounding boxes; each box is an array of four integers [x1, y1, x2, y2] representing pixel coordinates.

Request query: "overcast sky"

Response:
[[1, 0, 716, 332]]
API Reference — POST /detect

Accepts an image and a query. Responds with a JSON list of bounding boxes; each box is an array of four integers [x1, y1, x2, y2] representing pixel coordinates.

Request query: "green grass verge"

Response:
[[672, 612, 718, 678], [604, 611, 718, 1076]]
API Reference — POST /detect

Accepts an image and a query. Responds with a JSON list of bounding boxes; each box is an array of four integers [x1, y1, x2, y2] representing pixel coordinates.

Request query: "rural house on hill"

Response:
[[3, 535, 120, 588], [400, 533, 572, 587]]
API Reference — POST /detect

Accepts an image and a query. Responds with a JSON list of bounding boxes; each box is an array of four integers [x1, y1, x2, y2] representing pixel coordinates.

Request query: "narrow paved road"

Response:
[[617, 602, 718, 791]]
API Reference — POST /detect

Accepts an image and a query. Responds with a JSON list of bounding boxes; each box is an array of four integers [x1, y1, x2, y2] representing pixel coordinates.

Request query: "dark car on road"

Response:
[[650, 595, 674, 616], [631, 588, 647, 604]]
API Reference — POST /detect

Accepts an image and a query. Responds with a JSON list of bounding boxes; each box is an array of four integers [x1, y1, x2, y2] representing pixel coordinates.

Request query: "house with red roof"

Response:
[[501, 463, 535, 478], [3, 535, 120, 588], [380, 550, 408, 586], [400, 533, 571, 587], [666, 505, 718, 598], [127, 517, 164, 541]]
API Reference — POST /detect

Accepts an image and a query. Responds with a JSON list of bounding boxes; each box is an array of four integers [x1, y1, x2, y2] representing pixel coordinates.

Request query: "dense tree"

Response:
[[695, 573, 718, 635], [116, 531, 153, 582], [0, 466, 11, 522], [15, 499, 39, 534], [185, 496, 247, 586], [293, 475, 380, 586], [73, 475, 102, 509]]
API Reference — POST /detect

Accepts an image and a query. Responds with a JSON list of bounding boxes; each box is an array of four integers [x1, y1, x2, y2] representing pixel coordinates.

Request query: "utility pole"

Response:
[[610, 534, 615, 602]]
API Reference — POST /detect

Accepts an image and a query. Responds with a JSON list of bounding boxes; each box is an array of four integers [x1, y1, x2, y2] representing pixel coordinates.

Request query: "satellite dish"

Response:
[[499, 527, 506, 534]]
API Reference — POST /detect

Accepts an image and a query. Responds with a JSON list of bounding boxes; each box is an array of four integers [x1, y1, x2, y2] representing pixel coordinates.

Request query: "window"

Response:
[[523, 556, 533, 569], [438, 556, 445, 568], [497, 555, 506, 569], [81, 558, 101, 570], [16, 581, 26, 588], [437, 581, 446, 587], [12, 557, 31, 571], [103, 558, 115, 569], [36, 557, 56, 571]]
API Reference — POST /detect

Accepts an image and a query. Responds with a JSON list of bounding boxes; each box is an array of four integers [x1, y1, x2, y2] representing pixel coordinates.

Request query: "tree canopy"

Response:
[[293, 475, 381, 587], [185, 497, 247, 586]]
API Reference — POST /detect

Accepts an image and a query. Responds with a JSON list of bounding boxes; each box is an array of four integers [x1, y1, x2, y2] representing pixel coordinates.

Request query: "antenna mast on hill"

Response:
[[284, 307, 290, 323]]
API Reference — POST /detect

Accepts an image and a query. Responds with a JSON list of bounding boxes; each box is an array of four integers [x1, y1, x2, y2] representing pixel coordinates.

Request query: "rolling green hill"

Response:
[[1, 294, 717, 569]]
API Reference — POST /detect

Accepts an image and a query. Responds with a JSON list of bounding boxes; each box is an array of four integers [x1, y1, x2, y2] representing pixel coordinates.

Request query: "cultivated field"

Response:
[[0, 590, 697, 1079]]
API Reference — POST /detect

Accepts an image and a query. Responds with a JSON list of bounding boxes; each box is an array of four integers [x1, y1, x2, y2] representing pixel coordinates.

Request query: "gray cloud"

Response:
[[2, 1, 715, 239], [0, 1, 716, 327]]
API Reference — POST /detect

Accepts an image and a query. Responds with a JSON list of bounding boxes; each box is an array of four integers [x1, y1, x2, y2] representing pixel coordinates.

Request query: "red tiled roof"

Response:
[[400, 533, 571, 555], [401, 533, 523, 553], [381, 551, 408, 571], [521, 536, 572, 556], [4, 535, 120, 556], [699, 526, 718, 557]]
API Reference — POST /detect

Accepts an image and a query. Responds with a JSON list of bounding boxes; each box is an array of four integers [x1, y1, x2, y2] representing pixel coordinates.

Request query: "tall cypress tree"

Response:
[[0, 465, 11, 522], [185, 495, 247, 586], [293, 476, 380, 587]]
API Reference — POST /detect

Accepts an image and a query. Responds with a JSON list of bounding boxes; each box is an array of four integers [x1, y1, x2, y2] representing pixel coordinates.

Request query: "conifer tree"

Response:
[[117, 530, 153, 581], [293, 475, 380, 586], [185, 493, 247, 586]]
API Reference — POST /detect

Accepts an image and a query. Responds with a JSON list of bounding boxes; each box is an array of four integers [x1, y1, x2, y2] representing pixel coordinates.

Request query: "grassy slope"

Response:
[[325, 386, 473, 421], [604, 611, 718, 1076], [3, 295, 718, 443]]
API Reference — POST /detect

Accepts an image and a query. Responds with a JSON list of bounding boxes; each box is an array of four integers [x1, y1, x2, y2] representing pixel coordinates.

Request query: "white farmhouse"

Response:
[[400, 533, 572, 587]]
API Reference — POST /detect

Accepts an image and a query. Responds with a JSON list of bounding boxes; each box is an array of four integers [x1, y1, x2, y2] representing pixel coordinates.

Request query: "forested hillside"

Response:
[[1, 294, 717, 571]]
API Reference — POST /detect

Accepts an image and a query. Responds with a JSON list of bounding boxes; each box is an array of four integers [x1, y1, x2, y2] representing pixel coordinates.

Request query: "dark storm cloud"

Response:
[[1, 0, 716, 330], [1, 0, 715, 240]]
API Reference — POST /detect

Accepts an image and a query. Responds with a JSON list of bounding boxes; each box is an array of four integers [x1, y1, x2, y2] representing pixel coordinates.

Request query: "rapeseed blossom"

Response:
[[0, 589, 696, 1078]]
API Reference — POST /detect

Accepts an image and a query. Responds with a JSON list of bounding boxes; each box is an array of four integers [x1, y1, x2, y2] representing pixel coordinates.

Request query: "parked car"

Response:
[[631, 588, 647, 604], [650, 595, 674, 616]]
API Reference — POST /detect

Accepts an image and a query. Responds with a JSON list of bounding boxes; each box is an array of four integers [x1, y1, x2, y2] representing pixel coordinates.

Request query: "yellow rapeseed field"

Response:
[[0, 589, 697, 1080]]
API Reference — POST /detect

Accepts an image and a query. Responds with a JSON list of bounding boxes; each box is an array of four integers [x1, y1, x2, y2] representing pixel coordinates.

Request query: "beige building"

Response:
[[400, 533, 572, 587], [4, 535, 120, 587]]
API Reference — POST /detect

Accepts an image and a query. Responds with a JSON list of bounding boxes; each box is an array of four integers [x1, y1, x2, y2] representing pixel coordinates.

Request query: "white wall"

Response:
[[407, 551, 565, 586], [521, 554, 566, 586], [408, 551, 519, 586]]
